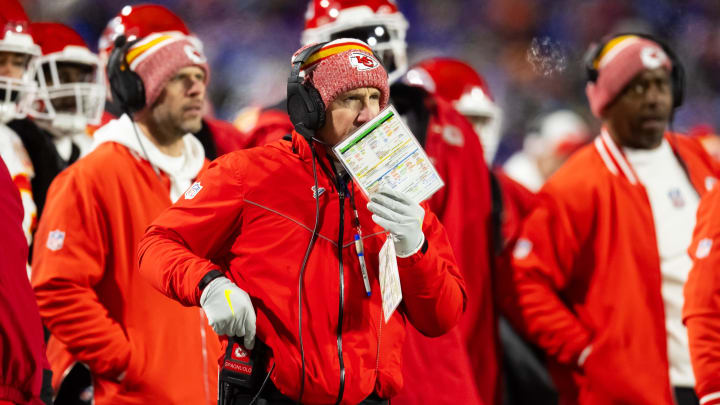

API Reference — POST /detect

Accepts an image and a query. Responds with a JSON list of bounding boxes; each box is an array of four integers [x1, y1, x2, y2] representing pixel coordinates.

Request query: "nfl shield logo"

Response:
[[185, 182, 203, 200], [46, 230, 66, 251], [696, 238, 713, 259], [706, 176, 717, 191], [668, 188, 685, 208], [513, 238, 533, 260]]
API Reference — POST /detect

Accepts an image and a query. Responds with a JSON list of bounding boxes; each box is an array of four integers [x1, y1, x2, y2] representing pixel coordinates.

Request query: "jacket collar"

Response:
[[594, 127, 694, 188], [291, 130, 344, 187], [292, 130, 328, 162], [594, 128, 640, 185]]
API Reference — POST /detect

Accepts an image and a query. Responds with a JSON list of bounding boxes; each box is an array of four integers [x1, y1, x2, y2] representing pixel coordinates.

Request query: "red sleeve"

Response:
[[31, 169, 129, 380], [0, 159, 49, 403], [684, 185, 720, 404], [138, 153, 245, 307], [501, 192, 592, 365], [398, 204, 467, 337]]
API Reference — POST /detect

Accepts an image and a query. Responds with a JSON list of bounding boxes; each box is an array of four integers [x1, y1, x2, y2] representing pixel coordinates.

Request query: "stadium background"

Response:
[[20, 0, 720, 162]]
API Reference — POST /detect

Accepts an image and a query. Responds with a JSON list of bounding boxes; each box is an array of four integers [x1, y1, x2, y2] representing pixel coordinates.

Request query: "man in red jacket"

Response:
[[502, 34, 719, 405], [0, 158, 51, 405], [31, 33, 221, 405], [138, 38, 465, 405], [684, 182, 720, 405], [235, 3, 497, 403]]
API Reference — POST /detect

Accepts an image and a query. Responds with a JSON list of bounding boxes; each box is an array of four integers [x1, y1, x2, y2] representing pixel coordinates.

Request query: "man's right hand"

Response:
[[200, 276, 256, 349]]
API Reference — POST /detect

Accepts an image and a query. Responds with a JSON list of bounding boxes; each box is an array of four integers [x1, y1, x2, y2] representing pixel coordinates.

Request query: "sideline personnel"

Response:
[[501, 34, 719, 405], [138, 38, 465, 405], [31, 33, 221, 404]]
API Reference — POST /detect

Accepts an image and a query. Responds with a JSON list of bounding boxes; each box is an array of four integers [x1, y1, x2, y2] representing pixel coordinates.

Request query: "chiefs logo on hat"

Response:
[[349, 51, 379, 72], [640, 46, 668, 69], [184, 44, 206, 64]]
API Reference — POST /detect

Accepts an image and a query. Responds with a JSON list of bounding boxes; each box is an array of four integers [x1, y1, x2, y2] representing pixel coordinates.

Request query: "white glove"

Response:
[[200, 276, 256, 349], [367, 186, 426, 257]]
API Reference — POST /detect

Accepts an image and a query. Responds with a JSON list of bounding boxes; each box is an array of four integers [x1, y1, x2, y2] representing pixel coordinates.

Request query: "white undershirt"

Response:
[[624, 139, 697, 387]]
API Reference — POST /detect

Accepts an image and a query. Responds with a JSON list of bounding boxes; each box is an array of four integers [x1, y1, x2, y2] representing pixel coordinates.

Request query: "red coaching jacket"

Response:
[[236, 94, 498, 405], [0, 159, 49, 405], [684, 184, 720, 405], [502, 131, 719, 405], [31, 142, 221, 405], [137, 132, 466, 405]]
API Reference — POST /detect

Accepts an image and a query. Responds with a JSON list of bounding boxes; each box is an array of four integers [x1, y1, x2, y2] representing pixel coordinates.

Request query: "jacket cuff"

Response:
[[396, 234, 427, 258], [197, 270, 224, 294], [700, 392, 720, 405]]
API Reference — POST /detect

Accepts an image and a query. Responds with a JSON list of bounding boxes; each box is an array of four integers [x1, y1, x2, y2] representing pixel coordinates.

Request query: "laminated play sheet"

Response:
[[332, 105, 444, 203]]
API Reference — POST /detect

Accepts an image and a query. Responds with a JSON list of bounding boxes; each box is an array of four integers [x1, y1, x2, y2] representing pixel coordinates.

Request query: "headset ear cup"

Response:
[[670, 56, 684, 109], [307, 85, 325, 130], [583, 42, 601, 83], [107, 37, 146, 113], [125, 70, 146, 112], [286, 82, 325, 131]]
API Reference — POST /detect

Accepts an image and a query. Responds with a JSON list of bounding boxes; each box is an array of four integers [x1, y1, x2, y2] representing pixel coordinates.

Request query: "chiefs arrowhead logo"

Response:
[[184, 44, 207, 64], [349, 52, 380, 72], [640, 46, 667, 69], [231, 343, 250, 362]]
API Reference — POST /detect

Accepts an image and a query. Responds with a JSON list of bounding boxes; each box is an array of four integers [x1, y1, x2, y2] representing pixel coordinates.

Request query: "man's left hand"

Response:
[[367, 186, 425, 257]]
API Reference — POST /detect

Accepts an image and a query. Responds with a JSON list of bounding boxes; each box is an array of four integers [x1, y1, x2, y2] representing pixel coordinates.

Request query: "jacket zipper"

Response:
[[335, 186, 347, 405], [374, 304, 383, 379]]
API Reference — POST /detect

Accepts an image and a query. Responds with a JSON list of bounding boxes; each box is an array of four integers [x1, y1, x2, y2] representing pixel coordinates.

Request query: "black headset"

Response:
[[287, 41, 388, 142], [286, 42, 328, 141], [583, 32, 685, 109], [107, 35, 147, 114]]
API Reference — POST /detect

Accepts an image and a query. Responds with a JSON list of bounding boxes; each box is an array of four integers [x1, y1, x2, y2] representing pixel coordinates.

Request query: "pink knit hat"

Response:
[[126, 32, 210, 108], [586, 35, 672, 118], [293, 38, 389, 109]]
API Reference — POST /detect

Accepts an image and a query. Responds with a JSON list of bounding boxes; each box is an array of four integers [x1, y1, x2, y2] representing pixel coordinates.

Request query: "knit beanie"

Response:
[[586, 35, 672, 118], [126, 32, 209, 108], [293, 38, 389, 109]]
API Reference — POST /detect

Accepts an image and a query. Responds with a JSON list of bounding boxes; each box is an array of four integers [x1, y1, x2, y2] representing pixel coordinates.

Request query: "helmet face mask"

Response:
[[29, 23, 107, 134], [302, 1, 409, 82], [0, 4, 41, 123], [31, 55, 105, 130], [0, 72, 36, 123]]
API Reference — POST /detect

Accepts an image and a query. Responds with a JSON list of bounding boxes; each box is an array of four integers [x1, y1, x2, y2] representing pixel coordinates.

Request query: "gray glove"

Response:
[[367, 186, 426, 257], [200, 276, 256, 349]]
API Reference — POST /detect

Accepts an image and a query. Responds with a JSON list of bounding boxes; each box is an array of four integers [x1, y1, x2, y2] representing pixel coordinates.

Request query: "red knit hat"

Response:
[[293, 38, 389, 109], [126, 32, 209, 108], [586, 35, 672, 118]]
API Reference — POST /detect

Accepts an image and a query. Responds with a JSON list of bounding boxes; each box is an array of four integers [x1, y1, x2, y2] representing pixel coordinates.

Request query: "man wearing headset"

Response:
[[30, 33, 221, 404], [138, 38, 465, 405], [499, 34, 719, 405]]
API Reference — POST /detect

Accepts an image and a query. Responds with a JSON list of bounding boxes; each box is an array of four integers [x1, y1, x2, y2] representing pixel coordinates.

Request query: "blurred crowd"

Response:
[[4, 0, 720, 405], [18, 0, 720, 161]]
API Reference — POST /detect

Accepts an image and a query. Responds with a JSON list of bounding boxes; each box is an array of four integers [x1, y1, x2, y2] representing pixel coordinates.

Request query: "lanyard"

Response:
[[349, 184, 372, 297]]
